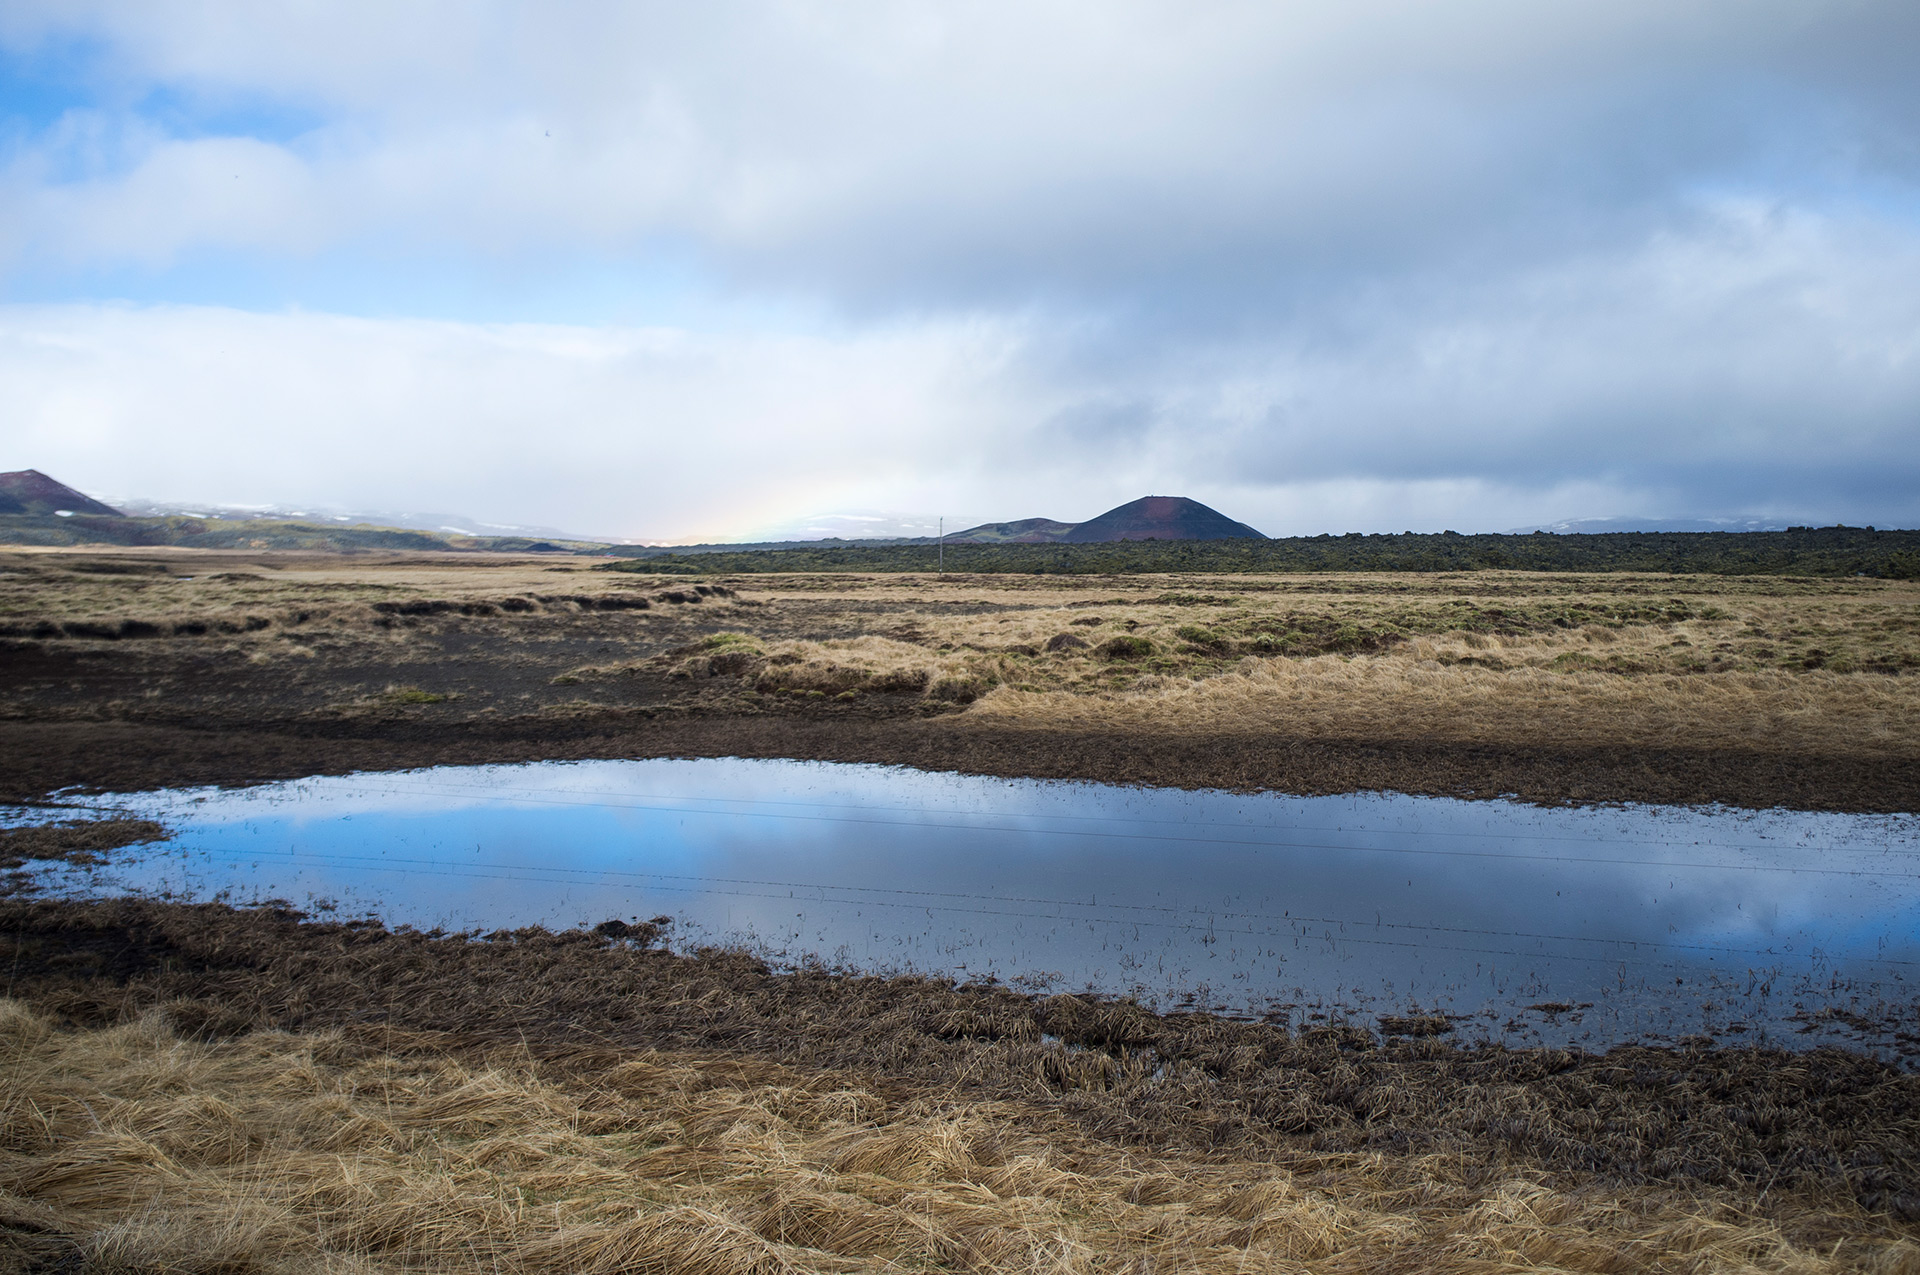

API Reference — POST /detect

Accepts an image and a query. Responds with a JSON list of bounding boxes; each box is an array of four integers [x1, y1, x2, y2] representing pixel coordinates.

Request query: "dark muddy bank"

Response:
[[3, 714, 1916, 814]]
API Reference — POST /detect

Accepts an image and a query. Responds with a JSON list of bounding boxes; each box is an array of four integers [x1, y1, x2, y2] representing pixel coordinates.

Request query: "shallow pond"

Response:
[[18, 758, 1920, 1055]]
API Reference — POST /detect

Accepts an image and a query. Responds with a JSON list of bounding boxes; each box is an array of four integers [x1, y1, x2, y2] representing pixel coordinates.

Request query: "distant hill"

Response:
[[115, 497, 604, 542], [0, 470, 122, 517], [945, 497, 1264, 545], [946, 517, 1077, 544], [0, 512, 540, 553], [609, 536, 935, 558], [608, 498, 1264, 554], [1063, 496, 1264, 542], [0, 471, 623, 554], [0, 482, 1268, 554], [0, 508, 609, 556]]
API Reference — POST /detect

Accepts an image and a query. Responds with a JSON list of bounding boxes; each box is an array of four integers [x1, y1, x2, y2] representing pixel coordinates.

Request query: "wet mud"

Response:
[[3, 713, 1915, 814]]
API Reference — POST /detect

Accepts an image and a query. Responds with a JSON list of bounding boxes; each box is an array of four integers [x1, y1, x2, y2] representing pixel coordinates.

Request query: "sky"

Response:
[[1, 1, 1917, 542]]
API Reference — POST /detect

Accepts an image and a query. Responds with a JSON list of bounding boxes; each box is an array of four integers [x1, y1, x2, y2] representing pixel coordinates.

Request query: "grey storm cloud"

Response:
[[0, 0, 1917, 534]]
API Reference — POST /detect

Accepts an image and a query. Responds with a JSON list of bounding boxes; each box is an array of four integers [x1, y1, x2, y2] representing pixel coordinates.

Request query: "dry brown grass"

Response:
[[4, 998, 1913, 1274], [0, 550, 692, 640], [643, 633, 1020, 707], [968, 641, 1920, 756], [649, 571, 1920, 756], [2, 550, 1914, 793]]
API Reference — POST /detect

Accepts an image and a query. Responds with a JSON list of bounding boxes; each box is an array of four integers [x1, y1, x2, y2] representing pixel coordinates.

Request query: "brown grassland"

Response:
[[0, 546, 1915, 808], [2, 546, 1918, 1269]]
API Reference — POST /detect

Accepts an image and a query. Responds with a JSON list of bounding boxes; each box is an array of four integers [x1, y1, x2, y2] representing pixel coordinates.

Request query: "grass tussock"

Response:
[[637, 633, 1019, 706], [377, 684, 451, 706], [3, 997, 1913, 1274]]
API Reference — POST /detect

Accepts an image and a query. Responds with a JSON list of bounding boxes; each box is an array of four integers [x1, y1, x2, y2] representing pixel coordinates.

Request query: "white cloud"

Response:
[[2, 0, 1915, 292], [5, 133, 327, 267], [0, 303, 1044, 540], [7, 195, 1917, 539], [0, 2, 1917, 533]]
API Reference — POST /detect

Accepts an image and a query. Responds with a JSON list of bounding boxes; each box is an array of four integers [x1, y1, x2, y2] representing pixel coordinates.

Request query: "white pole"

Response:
[[938, 517, 944, 573]]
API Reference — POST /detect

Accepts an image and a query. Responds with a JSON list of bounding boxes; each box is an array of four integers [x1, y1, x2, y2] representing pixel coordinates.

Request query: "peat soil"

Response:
[[4, 896, 1918, 1219]]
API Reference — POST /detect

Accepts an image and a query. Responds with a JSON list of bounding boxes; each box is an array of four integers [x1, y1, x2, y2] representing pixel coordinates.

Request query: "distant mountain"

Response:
[[0, 470, 122, 517], [1062, 496, 1265, 542], [612, 536, 936, 558], [1511, 516, 1792, 534], [946, 517, 1077, 544], [738, 510, 954, 541], [114, 498, 605, 542]]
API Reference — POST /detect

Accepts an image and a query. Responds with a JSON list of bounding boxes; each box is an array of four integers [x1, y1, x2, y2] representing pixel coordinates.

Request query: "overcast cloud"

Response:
[[1, 1, 1916, 538]]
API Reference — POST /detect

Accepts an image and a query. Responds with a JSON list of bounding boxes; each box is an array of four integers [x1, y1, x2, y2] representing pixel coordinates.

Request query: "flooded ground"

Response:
[[15, 758, 1920, 1056]]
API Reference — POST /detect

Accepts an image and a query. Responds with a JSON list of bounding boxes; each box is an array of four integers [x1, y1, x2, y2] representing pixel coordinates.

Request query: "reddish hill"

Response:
[[1062, 496, 1264, 543], [0, 470, 123, 517]]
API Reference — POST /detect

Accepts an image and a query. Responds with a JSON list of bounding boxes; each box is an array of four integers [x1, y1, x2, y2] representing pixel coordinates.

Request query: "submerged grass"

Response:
[[0, 819, 169, 871]]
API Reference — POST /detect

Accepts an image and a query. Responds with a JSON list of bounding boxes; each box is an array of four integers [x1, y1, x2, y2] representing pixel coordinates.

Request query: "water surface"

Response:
[[20, 758, 1920, 1056]]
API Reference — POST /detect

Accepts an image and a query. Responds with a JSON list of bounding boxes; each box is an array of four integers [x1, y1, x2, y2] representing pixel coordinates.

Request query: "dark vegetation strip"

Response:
[[3, 896, 1916, 1217], [7, 512, 1919, 577], [609, 525, 1920, 577]]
